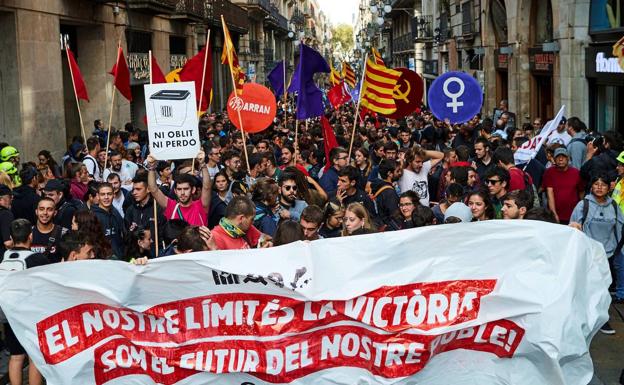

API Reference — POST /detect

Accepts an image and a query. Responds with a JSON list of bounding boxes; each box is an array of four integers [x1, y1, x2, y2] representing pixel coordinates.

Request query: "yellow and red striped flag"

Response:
[[371, 47, 385, 66], [342, 61, 356, 88], [360, 58, 401, 115], [221, 15, 246, 94], [329, 61, 342, 86]]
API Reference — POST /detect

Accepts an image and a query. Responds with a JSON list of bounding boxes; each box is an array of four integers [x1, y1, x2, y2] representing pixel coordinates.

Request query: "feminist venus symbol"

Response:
[[443, 77, 465, 113]]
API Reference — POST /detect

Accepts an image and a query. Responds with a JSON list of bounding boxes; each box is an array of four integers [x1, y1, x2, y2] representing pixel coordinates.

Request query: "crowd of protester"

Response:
[[0, 100, 623, 384]]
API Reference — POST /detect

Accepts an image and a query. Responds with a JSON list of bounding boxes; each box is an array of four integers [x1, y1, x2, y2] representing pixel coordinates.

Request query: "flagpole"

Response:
[[221, 15, 251, 174], [104, 41, 121, 172], [348, 53, 368, 160], [147, 49, 160, 257], [197, 29, 211, 118], [65, 43, 87, 141]]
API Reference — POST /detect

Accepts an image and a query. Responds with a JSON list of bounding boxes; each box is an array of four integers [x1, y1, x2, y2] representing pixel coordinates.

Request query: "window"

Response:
[[590, 0, 624, 32], [490, 0, 508, 44], [169, 36, 186, 55], [532, 0, 553, 44], [462, 2, 473, 35], [126, 30, 151, 53]]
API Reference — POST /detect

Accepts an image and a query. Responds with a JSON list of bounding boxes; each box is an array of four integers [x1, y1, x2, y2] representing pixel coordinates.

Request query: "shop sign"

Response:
[[528, 48, 554, 73], [127, 52, 150, 84], [169, 54, 188, 71], [494, 49, 508, 70]]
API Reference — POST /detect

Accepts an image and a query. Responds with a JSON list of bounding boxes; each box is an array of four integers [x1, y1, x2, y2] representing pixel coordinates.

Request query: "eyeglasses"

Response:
[[485, 179, 501, 185], [283, 185, 297, 191]]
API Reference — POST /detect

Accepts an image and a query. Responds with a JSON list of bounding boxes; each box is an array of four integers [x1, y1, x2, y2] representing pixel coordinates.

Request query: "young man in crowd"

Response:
[[320, 147, 349, 198], [31, 197, 67, 263], [502, 190, 533, 220], [278, 173, 308, 221], [211, 196, 267, 250], [371, 159, 401, 229], [473, 137, 495, 180], [542, 147, 584, 224], [399, 147, 444, 207], [494, 146, 533, 191], [58, 231, 96, 261], [90, 182, 125, 258], [147, 155, 212, 227], [485, 166, 510, 219], [83, 136, 101, 181], [1, 219, 48, 385], [300, 205, 324, 241], [43, 179, 84, 229], [337, 166, 377, 218], [222, 150, 242, 181], [103, 150, 136, 190], [566, 117, 588, 169], [106, 172, 129, 218], [205, 143, 223, 179], [125, 173, 165, 248]]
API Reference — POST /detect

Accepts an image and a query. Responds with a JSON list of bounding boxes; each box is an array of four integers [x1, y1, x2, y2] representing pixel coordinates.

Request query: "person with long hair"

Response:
[[38, 150, 61, 178], [354, 147, 373, 190], [342, 202, 375, 236], [318, 200, 344, 238], [273, 220, 304, 246], [124, 227, 152, 261], [213, 171, 230, 203], [71, 210, 112, 259], [467, 190, 495, 221]]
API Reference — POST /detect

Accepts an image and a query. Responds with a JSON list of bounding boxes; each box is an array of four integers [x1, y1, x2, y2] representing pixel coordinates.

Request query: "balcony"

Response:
[[246, 0, 271, 16], [392, 33, 412, 53], [264, 4, 289, 33], [172, 0, 206, 22], [126, 0, 177, 14], [290, 8, 304, 26], [249, 39, 261, 55], [412, 15, 433, 42], [206, 0, 249, 34]]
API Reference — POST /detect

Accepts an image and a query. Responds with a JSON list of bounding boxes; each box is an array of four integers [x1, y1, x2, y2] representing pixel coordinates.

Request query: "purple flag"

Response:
[[287, 43, 330, 120], [268, 60, 285, 99]]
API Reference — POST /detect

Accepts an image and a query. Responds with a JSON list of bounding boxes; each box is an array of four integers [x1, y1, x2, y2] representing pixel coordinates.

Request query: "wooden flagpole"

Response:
[[221, 15, 250, 174], [65, 40, 87, 141], [104, 41, 121, 172], [348, 53, 368, 160], [148, 49, 160, 257]]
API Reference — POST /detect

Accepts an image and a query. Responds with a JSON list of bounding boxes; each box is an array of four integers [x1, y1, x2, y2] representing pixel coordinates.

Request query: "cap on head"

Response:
[[553, 148, 569, 158]]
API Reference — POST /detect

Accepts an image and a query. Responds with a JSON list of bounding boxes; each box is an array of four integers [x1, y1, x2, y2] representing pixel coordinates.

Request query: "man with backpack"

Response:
[[30, 197, 67, 263], [0, 219, 49, 385], [371, 159, 401, 229]]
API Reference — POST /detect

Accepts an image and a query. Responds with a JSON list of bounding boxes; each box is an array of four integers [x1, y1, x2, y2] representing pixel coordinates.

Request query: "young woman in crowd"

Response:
[[467, 190, 495, 221], [213, 171, 230, 203], [124, 227, 153, 261], [354, 147, 373, 190], [38, 150, 62, 178], [342, 203, 375, 236], [319, 200, 344, 239]]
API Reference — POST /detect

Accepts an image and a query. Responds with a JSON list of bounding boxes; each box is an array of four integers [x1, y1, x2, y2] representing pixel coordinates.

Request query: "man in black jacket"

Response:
[[10, 166, 40, 223], [337, 166, 377, 220], [91, 182, 125, 258], [43, 179, 84, 229], [371, 160, 401, 229], [125, 173, 164, 254]]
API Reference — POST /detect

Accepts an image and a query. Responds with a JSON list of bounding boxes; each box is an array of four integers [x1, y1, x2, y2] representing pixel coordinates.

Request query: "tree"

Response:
[[331, 24, 354, 61]]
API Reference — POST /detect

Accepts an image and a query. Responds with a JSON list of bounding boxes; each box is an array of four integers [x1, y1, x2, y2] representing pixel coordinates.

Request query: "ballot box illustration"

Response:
[[149, 89, 191, 127]]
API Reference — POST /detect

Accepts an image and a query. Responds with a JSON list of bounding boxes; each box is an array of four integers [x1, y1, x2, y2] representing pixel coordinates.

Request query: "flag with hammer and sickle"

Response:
[[384, 68, 424, 119]]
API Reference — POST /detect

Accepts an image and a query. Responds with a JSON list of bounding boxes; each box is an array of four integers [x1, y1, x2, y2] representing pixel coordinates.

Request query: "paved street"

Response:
[[591, 305, 624, 385]]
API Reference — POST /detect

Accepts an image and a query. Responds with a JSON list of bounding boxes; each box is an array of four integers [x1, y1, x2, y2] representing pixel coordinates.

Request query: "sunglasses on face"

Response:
[[485, 179, 501, 185], [283, 185, 297, 191]]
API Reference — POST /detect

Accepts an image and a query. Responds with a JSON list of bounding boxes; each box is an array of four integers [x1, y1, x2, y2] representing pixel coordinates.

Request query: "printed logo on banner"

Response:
[[227, 83, 277, 134], [427, 71, 483, 124], [144, 81, 200, 161]]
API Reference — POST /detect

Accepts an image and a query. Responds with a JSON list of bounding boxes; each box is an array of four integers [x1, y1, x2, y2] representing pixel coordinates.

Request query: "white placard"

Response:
[[145, 81, 200, 160]]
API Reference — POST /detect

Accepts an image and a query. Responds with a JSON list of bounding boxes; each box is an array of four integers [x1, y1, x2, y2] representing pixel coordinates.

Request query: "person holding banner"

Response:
[[146, 155, 212, 227]]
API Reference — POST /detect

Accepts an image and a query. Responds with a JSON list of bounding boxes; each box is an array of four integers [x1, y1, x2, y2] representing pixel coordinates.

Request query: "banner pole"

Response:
[[348, 53, 368, 160], [104, 41, 121, 172], [221, 15, 250, 174], [148, 49, 160, 257], [65, 41, 87, 141]]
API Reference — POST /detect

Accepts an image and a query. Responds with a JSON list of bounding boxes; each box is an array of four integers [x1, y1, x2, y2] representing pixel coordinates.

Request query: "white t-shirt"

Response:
[[547, 130, 572, 146], [103, 160, 138, 191], [399, 160, 432, 206]]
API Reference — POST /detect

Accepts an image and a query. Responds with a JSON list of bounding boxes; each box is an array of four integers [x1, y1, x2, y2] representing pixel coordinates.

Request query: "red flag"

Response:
[[66, 47, 89, 102], [179, 45, 213, 111], [109, 47, 132, 101], [327, 82, 352, 109], [321, 116, 339, 172], [150, 54, 166, 84]]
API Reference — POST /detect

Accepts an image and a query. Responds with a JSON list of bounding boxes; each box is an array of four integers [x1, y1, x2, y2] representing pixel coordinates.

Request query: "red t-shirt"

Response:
[[211, 224, 262, 250], [542, 166, 583, 221], [508, 167, 533, 192], [164, 198, 206, 226]]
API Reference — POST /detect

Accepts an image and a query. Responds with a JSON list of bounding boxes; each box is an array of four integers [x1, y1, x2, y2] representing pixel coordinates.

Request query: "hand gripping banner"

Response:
[[0, 221, 610, 385]]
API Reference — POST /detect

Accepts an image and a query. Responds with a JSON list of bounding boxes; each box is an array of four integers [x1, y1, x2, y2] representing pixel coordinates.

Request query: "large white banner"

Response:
[[0, 221, 610, 385]]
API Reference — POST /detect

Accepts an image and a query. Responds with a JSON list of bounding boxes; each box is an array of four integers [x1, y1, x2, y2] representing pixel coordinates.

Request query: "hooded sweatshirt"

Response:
[[570, 194, 624, 255], [91, 204, 125, 258]]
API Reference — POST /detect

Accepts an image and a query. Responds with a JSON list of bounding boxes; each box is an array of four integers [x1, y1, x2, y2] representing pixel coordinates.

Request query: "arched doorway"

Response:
[[529, 0, 555, 121]]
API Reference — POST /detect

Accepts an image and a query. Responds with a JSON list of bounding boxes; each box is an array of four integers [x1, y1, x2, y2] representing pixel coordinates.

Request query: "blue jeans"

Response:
[[613, 251, 624, 299]]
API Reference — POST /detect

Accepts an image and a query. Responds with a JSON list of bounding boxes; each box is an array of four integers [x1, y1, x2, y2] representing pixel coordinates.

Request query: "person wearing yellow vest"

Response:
[[612, 151, 624, 213]]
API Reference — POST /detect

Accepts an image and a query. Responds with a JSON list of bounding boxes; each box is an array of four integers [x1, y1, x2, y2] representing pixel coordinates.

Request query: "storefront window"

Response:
[[590, 0, 624, 32], [595, 85, 622, 132]]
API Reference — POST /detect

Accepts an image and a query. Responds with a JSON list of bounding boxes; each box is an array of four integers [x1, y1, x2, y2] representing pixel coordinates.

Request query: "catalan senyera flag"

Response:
[[329, 61, 342, 86], [221, 16, 245, 95], [360, 58, 401, 115], [342, 61, 356, 88], [372, 47, 385, 66]]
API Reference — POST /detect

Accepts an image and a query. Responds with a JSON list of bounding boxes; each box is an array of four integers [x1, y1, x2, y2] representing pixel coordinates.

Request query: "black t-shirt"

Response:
[[31, 225, 67, 264], [1, 247, 50, 269], [0, 208, 14, 257]]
